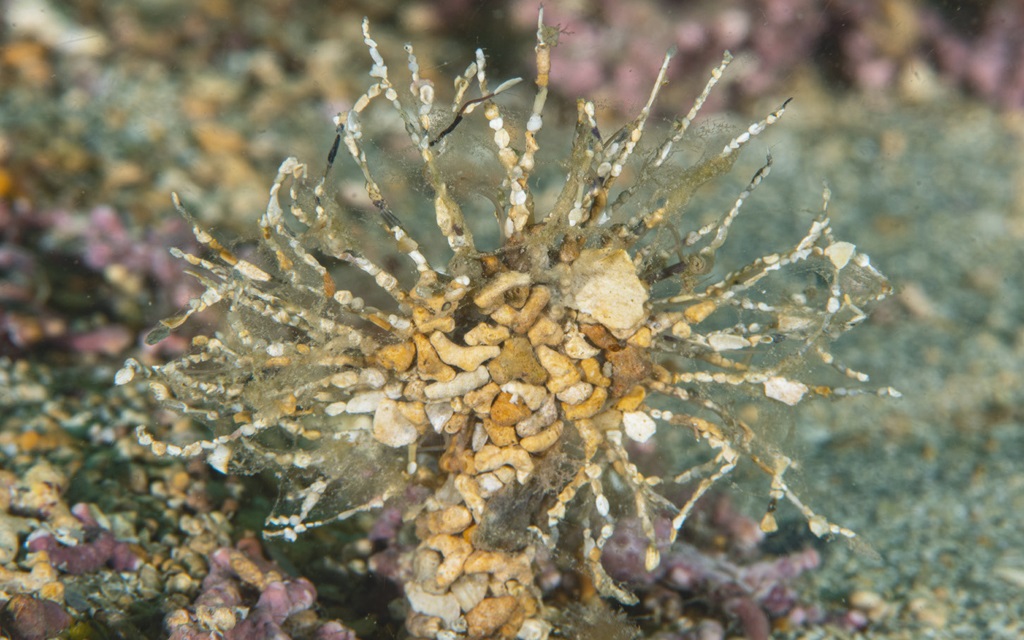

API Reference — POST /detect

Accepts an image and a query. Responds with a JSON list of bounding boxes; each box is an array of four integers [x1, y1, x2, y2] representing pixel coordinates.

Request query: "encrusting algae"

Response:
[[117, 9, 897, 639]]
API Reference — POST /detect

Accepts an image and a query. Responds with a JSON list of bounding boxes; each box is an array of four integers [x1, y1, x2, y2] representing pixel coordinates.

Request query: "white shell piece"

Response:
[[557, 381, 593, 406], [622, 411, 657, 443], [114, 366, 134, 385], [567, 249, 649, 339], [325, 402, 347, 416], [476, 472, 505, 496], [346, 391, 384, 414], [562, 328, 601, 359], [426, 401, 455, 433], [764, 376, 809, 406], [208, 444, 231, 474], [825, 241, 856, 270], [358, 368, 387, 389], [372, 398, 419, 447], [707, 333, 751, 351]]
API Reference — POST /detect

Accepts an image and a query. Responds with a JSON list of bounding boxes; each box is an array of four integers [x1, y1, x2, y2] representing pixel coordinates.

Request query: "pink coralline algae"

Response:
[[24, 503, 140, 575], [598, 509, 826, 640], [508, 0, 828, 115], [819, 0, 1024, 109], [167, 537, 357, 640], [0, 199, 199, 358], [919, 0, 1024, 110], [70, 205, 198, 308], [508, 0, 1024, 112]]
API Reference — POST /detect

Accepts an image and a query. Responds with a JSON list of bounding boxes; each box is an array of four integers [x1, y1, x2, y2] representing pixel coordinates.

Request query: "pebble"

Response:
[[908, 596, 948, 629], [0, 594, 72, 640], [848, 589, 892, 623], [166, 571, 195, 595]]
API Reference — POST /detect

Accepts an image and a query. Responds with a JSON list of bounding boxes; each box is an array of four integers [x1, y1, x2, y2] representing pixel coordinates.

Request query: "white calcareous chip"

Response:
[[824, 241, 856, 270], [372, 398, 419, 447], [707, 333, 751, 351], [622, 411, 657, 443], [324, 401, 347, 416], [345, 390, 384, 414], [207, 444, 232, 474], [114, 366, 134, 385], [764, 376, 809, 406], [567, 248, 649, 339]]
